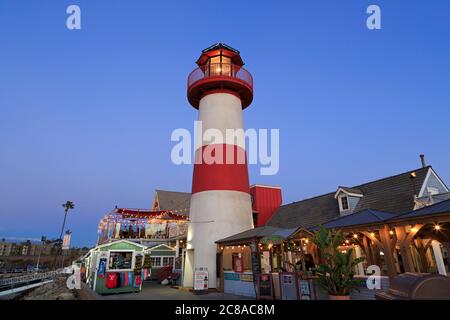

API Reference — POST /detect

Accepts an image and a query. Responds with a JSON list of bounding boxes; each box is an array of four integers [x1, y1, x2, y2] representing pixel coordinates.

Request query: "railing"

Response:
[[0, 270, 62, 287], [188, 63, 253, 89]]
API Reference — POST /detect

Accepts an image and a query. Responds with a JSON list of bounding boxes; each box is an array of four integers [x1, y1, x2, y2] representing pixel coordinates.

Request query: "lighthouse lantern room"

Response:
[[184, 43, 255, 289], [187, 43, 253, 109]]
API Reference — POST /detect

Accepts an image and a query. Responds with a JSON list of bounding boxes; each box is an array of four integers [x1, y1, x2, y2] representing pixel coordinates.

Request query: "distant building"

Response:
[[0, 241, 13, 256]]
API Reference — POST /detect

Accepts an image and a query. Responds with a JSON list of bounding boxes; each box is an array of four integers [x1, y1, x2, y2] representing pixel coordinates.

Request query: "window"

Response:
[[150, 257, 161, 267], [208, 55, 232, 76], [162, 257, 174, 266], [427, 187, 439, 195], [340, 196, 349, 211], [109, 251, 133, 270]]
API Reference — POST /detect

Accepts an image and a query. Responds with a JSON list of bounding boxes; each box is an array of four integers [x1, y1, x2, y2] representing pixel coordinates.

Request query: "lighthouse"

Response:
[[184, 43, 254, 289]]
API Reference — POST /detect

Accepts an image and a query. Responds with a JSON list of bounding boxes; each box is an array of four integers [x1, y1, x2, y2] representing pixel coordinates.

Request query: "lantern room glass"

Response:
[[205, 55, 232, 77]]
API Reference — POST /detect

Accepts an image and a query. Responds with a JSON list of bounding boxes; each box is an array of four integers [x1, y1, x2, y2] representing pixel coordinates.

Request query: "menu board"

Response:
[[251, 251, 260, 274], [280, 272, 299, 300], [257, 273, 273, 300], [194, 268, 209, 291], [134, 255, 143, 275], [299, 279, 312, 300]]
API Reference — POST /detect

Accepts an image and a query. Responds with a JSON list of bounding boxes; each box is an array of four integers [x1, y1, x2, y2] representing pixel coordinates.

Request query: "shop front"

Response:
[[85, 240, 148, 295], [216, 226, 309, 299]]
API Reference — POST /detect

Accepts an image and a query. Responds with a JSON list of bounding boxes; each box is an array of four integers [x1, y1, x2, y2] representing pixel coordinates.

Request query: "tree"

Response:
[[59, 201, 75, 240]]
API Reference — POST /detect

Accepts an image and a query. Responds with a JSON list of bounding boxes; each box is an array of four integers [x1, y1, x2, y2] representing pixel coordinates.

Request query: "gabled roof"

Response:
[[311, 209, 398, 230], [266, 166, 431, 229], [388, 198, 450, 221], [216, 225, 298, 244], [145, 244, 175, 252], [202, 43, 240, 54], [335, 186, 363, 198], [95, 239, 147, 250], [266, 193, 340, 229], [351, 166, 430, 213], [155, 190, 191, 216]]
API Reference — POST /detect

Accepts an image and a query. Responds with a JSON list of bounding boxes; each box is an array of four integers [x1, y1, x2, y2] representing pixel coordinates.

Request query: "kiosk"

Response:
[[86, 240, 147, 295]]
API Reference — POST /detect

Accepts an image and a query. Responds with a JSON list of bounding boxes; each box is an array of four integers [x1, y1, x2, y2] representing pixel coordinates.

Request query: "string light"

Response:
[[353, 234, 358, 239], [434, 224, 441, 231], [370, 232, 375, 237], [389, 230, 394, 235]]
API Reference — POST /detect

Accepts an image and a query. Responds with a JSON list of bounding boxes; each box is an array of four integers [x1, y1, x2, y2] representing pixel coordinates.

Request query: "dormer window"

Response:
[[340, 196, 349, 211], [335, 186, 364, 215]]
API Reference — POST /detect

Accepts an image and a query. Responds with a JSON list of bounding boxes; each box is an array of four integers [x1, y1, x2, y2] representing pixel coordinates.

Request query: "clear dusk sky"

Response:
[[1, 1, 449, 246]]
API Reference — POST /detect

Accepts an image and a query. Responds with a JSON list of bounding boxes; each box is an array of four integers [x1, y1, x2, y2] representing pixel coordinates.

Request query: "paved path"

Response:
[[97, 281, 252, 300]]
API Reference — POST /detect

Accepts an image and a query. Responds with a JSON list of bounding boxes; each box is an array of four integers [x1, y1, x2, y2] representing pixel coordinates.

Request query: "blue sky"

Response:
[[1, 1, 449, 246]]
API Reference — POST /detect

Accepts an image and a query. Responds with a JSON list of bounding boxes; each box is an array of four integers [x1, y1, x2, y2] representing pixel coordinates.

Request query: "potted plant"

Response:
[[311, 226, 365, 300]]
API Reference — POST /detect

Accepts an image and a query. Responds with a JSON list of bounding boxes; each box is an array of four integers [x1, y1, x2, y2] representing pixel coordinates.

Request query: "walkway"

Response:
[[97, 281, 252, 300]]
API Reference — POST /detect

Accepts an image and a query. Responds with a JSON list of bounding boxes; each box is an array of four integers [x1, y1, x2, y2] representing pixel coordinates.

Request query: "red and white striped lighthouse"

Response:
[[183, 43, 254, 288]]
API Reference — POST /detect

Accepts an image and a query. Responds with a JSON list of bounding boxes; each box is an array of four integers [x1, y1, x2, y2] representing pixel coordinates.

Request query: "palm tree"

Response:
[[59, 201, 75, 241]]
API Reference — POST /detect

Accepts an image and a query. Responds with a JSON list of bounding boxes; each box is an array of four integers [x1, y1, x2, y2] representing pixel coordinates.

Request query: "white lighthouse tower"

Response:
[[183, 43, 254, 289]]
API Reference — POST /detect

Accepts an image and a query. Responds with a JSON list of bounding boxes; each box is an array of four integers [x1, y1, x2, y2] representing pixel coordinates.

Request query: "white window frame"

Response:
[[106, 249, 135, 272], [150, 255, 175, 268], [339, 195, 350, 212]]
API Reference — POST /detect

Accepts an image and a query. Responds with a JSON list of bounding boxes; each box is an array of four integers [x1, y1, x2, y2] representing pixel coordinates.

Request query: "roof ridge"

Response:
[[155, 189, 190, 194], [281, 167, 431, 208], [351, 166, 431, 189]]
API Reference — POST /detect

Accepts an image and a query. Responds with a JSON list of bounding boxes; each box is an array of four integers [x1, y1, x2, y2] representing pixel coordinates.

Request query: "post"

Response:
[[379, 226, 397, 278], [354, 245, 365, 276], [394, 226, 416, 272], [175, 240, 180, 258], [431, 241, 447, 276]]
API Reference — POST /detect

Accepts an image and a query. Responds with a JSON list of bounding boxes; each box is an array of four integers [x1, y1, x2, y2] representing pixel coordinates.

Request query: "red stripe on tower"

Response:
[[192, 144, 250, 194]]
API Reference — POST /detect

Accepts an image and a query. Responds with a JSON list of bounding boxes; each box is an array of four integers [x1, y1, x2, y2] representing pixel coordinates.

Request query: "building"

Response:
[[215, 161, 450, 298], [0, 241, 13, 256], [266, 164, 448, 230]]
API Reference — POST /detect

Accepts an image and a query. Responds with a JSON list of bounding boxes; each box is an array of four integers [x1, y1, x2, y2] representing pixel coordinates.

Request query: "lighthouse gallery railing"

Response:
[[187, 63, 253, 90]]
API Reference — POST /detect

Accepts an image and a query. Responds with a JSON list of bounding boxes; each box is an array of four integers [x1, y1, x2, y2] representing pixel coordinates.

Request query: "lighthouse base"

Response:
[[184, 190, 253, 289]]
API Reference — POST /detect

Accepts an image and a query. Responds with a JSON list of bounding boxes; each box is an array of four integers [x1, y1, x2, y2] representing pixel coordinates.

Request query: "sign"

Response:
[[224, 272, 240, 281], [240, 273, 254, 282], [262, 251, 271, 273], [143, 254, 152, 269], [232, 253, 244, 273], [251, 251, 260, 274], [279, 272, 299, 300], [257, 273, 273, 300], [194, 268, 208, 291], [299, 279, 312, 300], [62, 233, 71, 250], [134, 255, 143, 275]]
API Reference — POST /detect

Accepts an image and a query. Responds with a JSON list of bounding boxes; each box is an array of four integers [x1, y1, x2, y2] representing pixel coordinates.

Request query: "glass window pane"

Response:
[[108, 251, 133, 269]]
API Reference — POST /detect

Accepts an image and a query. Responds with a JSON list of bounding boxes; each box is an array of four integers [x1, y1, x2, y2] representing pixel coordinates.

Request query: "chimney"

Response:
[[420, 154, 426, 168]]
